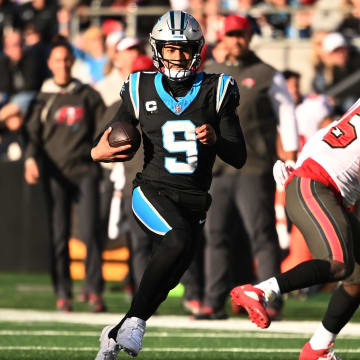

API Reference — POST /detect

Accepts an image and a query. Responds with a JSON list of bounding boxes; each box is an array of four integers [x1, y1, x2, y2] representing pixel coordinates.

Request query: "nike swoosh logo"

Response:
[[199, 219, 206, 224]]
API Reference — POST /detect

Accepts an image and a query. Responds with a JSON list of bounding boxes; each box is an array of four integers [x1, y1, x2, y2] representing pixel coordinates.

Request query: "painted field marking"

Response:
[[0, 346, 360, 354], [2, 309, 360, 336], [1, 330, 360, 340]]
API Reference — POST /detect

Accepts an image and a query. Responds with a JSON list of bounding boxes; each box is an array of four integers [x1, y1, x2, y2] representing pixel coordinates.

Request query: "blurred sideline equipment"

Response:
[[108, 163, 126, 240]]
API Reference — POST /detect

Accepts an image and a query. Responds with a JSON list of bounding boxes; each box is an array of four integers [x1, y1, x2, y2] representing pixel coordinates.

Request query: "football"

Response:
[[108, 121, 141, 154]]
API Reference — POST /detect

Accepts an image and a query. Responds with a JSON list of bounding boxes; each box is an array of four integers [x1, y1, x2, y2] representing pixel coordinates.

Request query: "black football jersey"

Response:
[[118, 71, 242, 192]]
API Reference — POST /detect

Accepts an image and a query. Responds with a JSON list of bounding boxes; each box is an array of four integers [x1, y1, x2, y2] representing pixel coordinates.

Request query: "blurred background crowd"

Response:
[[2, 0, 360, 161], [1, 0, 360, 318]]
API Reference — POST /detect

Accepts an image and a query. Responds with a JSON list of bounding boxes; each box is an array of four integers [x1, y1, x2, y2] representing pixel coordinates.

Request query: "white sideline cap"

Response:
[[322, 32, 346, 53]]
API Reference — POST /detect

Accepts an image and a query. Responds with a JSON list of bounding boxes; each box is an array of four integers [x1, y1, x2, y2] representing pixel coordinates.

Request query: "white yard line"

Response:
[[0, 346, 360, 354], [1, 330, 360, 340], [1, 308, 360, 336]]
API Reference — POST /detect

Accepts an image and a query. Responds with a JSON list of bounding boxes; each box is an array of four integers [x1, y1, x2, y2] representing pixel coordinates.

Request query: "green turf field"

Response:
[[1, 321, 360, 360], [1, 273, 360, 360], [0, 272, 343, 318]]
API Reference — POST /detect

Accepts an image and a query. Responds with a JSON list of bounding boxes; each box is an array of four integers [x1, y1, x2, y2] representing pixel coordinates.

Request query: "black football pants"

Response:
[[123, 195, 153, 290], [124, 183, 210, 321]]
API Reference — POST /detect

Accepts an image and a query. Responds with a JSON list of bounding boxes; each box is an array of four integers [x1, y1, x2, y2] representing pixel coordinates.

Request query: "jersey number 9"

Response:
[[162, 120, 198, 174]]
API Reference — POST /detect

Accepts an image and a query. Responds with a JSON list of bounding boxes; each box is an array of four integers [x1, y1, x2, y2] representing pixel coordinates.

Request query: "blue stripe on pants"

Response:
[[132, 186, 172, 235]]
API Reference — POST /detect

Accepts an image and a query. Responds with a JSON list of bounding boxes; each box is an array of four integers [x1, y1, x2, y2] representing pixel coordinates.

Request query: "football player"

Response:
[[91, 10, 246, 359], [231, 99, 360, 360]]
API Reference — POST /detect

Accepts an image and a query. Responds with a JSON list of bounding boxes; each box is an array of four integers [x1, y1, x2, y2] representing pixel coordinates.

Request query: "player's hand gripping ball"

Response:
[[108, 121, 141, 154]]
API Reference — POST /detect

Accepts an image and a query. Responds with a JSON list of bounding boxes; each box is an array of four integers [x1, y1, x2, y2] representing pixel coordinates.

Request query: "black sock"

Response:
[[322, 285, 360, 334], [276, 259, 331, 293]]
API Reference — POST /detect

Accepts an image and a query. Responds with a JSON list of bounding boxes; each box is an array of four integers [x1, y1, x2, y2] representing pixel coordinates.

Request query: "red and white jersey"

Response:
[[296, 98, 360, 206]]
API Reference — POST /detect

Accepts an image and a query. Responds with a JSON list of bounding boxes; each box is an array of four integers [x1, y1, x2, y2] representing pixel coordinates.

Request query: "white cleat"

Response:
[[117, 317, 146, 357], [95, 325, 120, 360]]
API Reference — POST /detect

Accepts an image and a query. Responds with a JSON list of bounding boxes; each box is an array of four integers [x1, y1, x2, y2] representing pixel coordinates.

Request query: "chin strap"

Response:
[[163, 66, 193, 81]]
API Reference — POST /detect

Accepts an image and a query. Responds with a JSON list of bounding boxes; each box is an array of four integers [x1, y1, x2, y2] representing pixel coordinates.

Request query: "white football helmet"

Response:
[[149, 10, 205, 81]]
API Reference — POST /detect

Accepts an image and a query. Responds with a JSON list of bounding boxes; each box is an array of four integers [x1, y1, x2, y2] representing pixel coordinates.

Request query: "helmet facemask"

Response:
[[149, 11, 205, 81], [150, 39, 203, 81]]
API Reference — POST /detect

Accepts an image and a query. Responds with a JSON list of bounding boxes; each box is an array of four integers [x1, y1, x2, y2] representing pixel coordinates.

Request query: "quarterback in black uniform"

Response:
[[92, 10, 246, 360]]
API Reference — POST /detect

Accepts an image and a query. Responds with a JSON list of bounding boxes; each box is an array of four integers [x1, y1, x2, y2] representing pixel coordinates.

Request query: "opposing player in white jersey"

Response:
[[231, 98, 360, 360]]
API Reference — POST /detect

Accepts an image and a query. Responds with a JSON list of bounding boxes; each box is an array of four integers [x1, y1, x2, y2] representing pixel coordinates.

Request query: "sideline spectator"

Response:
[[337, 0, 360, 39], [23, 23, 50, 79], [103, 31, 124, 76], [312, 32, 360, 115], [261, 0, 292, 38], [283, 69, 334, 147], [73, 26, 108, 84], [131, 54, 155, 73], [0, 102, 28, 162], [0, 30, 45, 160], [102, 19, 124, 39], [24, 37, 107, 313], [0, 30, 44, 100], [193, 14, 298, 320], [210, 39, 228, 63], [311, 0, 346, 33], [201, 0, 223, 45], [135, 0, 171, 38], [236, 0, 263, 13], [95, 36, 144, 106], [290, 3, 314, 38], [0, 0, 21, 49], [19, 0, 58, 44], [310, 30, 328, 71]]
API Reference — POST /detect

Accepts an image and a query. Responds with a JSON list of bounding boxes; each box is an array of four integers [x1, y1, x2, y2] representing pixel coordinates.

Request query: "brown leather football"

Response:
[[108, 121, 141, 154]]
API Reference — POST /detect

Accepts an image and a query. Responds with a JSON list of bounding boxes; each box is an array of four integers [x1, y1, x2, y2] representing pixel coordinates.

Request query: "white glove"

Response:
[[273, 160, 295, 186]]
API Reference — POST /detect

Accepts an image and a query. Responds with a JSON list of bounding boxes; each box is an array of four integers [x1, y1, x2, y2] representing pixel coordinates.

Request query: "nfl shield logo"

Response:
[[174, 105, 182, 114]]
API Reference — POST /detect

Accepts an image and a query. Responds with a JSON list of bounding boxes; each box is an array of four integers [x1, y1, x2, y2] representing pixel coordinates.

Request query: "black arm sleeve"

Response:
[[216, 80, 246, 169]]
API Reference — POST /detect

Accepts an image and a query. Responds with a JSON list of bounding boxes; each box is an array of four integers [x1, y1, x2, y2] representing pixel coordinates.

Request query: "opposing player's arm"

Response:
[[216, 78, 246, 169]]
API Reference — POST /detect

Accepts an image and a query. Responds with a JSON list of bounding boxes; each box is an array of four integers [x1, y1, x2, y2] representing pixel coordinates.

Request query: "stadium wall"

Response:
[[0, 160, 51, 272]]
